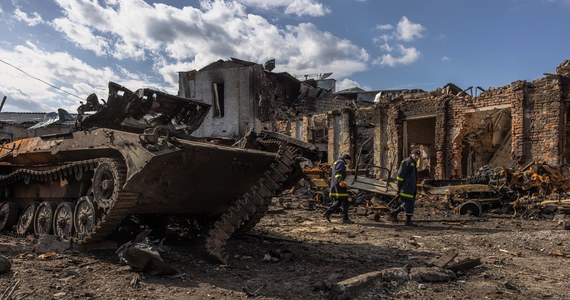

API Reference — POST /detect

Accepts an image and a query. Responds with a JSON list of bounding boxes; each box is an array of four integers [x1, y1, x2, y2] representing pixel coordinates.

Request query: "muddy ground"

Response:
[[1, 197, 570, 300]]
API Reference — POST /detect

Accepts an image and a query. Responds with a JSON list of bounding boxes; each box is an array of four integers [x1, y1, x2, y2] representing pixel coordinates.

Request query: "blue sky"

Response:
[[0, 0, 569, 112]]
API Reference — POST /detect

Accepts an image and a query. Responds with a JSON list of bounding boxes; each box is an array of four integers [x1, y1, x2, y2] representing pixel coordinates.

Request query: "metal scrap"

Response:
[[422, 161, 570, 217], [116, 230, 177, 276]]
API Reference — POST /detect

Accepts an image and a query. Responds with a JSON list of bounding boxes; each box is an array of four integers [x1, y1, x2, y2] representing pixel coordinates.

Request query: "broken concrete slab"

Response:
[[331, 271, 383, 299], [410, 266, 457, 282]]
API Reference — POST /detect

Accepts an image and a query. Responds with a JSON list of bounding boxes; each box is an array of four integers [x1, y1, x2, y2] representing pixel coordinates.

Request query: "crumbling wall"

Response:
[[369, 105, 392, 178], [271, 120, 291, 135], [560, 76, 570, 165], [450, 86, 514, 177], [184, 66, 256, 139], [435, 97, 452, 179], [370, 91, 442, 178], [520, 76, 562, 165], [256, 71, 301, 122], [443, 76, 564, 177], [327, 109, 355, 163], [313, 97, 358, 114], [292, 75, 570, 179], [354, 106, 376, 172]]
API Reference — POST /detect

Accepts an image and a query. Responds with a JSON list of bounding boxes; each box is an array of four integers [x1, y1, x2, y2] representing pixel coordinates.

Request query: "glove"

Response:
[[339, 180, 347, 188]]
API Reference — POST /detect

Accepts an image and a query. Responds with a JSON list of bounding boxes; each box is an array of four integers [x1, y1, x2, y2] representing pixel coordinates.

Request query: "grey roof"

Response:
[[0, 112, 49, 125], [0, 112, 78, 126]]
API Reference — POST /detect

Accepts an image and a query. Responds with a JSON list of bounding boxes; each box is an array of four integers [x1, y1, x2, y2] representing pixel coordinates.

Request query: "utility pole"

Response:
[[0, 96, 6, 112]]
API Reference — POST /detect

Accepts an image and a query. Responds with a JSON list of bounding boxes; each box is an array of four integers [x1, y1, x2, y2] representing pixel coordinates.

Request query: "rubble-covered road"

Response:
[[1, 201, 569, 299]]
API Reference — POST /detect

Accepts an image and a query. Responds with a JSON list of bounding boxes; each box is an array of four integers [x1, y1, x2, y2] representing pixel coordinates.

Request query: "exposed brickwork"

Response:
[[273, 69, 570, 180]]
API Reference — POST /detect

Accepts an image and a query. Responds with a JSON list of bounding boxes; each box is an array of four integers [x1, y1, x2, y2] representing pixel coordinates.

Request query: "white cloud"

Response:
[[0, 42, 166, 112], [396, 16, 424, 42], [51, 18, 110, 56], [1, 0, 369, 112], [285, 0, 331, 16], [14, 7, 44, 26], [373, 45, 421, 67], [237, 0, 330, 16], [441, 56, 450, 62], [380, 42, 393, 52], [336, 78, 367, 91], [372, 16, 424, 67], [47, 1, 366, 77], [376, 24, 393, 31]]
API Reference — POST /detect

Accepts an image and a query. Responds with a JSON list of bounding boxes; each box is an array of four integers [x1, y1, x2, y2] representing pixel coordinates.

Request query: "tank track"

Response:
[[205, 145, 300, 264], [75, 158, 139, 244], [0, 158, 138, 244], [0, 159, 99, 184]]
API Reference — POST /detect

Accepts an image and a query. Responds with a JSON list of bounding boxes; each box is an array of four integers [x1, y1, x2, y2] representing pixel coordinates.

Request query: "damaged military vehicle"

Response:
[[0, 82, 316, 263]]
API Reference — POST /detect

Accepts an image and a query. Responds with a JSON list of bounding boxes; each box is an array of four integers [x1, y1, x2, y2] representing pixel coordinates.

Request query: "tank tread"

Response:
[[0, 158, 100, 185], [0, 158, 138, 244], [76, 190, 139, 243], [75, 158, 139, 244], [205, 145, 300, 264]]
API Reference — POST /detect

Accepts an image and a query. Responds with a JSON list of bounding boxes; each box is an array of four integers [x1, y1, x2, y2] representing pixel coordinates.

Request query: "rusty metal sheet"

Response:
[[345, 175, 398, 197], [443, 184, 493, 194]]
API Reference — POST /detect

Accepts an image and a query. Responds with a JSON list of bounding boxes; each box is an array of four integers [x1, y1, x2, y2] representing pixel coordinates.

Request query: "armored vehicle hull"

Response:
[[0, 82, 309, 263]]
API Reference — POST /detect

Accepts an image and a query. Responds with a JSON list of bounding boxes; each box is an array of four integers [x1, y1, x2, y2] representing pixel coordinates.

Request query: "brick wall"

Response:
[[268, 73, 570, 180], [367, 75, 566, 179], [522, 76, 562, 165]]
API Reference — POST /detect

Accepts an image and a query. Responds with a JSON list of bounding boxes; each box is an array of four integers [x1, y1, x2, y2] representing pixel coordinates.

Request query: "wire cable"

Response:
[[0, 58, 85, 101]]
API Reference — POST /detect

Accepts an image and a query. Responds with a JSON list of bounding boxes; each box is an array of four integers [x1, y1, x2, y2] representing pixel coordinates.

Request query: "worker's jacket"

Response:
[[329, 158, 349, 198], [396, 156, 417, 198]]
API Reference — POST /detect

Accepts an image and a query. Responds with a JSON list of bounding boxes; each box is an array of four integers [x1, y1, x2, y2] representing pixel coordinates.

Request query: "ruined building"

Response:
[[176, 58, 570, 177], [177, 57, 361, 142], [280, 60, 570, 180], [177, 58, 372, 161], [197, 59, 569, 181]]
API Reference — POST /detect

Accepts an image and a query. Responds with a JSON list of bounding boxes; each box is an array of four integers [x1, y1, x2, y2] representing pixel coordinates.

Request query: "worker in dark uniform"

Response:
[[324, 154, 354, 224], [388, 149, 420, 226]]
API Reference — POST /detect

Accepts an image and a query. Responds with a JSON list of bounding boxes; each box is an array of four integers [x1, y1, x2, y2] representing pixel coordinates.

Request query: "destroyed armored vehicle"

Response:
[[0, 82, 313, 263]]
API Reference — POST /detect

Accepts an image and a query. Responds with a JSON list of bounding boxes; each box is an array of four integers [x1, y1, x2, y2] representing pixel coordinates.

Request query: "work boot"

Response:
[[387, 207, 403, 222], [323, 212, 331, 222], [342, 219, 354, 224], [405, 215, 417, 227]]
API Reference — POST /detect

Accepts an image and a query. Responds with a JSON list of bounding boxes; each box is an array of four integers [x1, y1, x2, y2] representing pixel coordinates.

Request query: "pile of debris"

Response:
[[423, 162, 570, 218]]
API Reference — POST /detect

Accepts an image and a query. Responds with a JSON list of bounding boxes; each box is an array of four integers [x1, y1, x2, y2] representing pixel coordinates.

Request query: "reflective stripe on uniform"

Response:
[[397, 176, 404, 181], [400, 192, 414, 198], [335, 174, 342, 178], [330, 193, 349, 197]]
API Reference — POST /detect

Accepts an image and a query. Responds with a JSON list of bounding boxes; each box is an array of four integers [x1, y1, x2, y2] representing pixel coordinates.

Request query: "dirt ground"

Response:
[[1, 197, 570, 300]]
